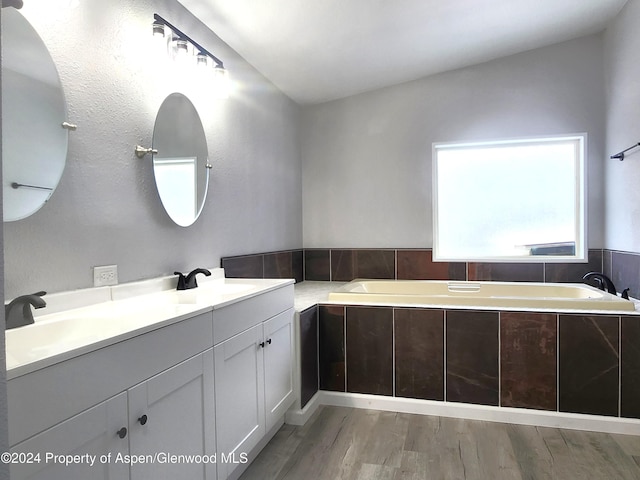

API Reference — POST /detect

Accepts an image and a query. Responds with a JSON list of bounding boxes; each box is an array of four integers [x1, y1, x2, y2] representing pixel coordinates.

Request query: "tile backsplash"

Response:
[[221, 248, 638, 293]]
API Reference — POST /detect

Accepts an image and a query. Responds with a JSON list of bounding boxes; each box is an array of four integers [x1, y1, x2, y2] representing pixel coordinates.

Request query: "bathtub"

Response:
[[328, 280, 636, 312]]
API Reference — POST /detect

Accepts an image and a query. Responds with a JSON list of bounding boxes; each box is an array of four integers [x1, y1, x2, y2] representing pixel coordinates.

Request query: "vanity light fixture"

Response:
[[152, 13, 227, 78]]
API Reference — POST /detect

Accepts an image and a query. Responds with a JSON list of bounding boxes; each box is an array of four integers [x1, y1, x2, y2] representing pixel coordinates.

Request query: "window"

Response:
[[432, 134, 586, 262]]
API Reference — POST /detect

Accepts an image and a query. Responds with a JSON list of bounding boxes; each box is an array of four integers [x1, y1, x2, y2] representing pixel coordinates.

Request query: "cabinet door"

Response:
[[128, 349, 215, 480], [10, 392, 128, 480], [214, 325, 265, 480], [264, 309, 295, 431]]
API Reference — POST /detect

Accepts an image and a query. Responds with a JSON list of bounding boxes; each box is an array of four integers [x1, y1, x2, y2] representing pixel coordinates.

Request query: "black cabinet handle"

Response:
[[138, 415, 148, 425], [259, 342, 265, 348], [117, 427, 127, 439], [266, 338, 272, 345]]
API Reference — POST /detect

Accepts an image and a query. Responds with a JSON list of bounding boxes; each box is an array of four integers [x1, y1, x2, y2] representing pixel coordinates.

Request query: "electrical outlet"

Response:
[[93, 265, 118, 287]]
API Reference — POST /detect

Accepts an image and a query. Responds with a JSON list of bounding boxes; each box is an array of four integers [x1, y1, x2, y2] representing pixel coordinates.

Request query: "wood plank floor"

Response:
[[239, 406, 640, 480]]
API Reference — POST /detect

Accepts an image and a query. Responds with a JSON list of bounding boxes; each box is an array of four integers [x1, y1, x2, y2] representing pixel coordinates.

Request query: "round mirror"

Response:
[[1, 8, 69, 222], [152, 93, 210, 227]]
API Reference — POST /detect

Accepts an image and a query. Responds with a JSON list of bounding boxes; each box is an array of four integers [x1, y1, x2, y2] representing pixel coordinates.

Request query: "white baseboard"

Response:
[[285, 391, 321, 426], [319, 391, 640, 436]]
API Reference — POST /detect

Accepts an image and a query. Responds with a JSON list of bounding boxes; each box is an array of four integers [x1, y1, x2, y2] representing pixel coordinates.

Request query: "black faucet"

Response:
[[5, 291, 46, 330], [174, 268, 211, 290], [582, 272, 618, 295]]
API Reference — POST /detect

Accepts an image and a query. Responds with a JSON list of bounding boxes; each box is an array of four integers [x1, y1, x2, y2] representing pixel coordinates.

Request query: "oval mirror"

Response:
[[152, 93, 210, 227], [1, 7, 69, 222]]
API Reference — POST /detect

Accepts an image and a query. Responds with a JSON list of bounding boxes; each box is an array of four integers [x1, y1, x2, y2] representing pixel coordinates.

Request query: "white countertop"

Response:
[[6, 270, 293, 379], [294, 281, 347, 312]]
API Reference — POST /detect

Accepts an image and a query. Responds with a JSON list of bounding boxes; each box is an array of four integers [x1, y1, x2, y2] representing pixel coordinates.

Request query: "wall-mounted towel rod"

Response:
[[610, 142, 640, 161], [11, 182, 53, 191]]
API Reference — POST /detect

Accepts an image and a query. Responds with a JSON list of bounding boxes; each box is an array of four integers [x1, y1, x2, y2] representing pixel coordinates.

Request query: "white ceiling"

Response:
[[177, 0, 628, 105]]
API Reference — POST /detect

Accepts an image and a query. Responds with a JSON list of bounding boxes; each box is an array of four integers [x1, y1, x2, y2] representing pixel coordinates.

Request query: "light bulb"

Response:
[[152, 22, 165, 38], [196, 53, 208, 67], [213, 65, 230, 98]]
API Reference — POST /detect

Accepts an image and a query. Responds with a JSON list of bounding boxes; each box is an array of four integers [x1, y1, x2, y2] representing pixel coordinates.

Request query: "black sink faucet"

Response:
[[174, 268, 211, 290], [5, 291, 46, 330], [582, 272, 618, 295]]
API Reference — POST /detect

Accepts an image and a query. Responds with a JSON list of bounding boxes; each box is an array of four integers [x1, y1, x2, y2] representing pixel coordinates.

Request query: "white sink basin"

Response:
[[5, 299, 200, 371]]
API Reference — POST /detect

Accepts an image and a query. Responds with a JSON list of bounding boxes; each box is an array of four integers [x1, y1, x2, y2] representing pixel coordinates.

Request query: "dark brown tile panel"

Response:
[[544, 249, 603, 283], [621, 316, 640, 419], [292, 250, 304, 283], [500, 312, 557, 411], [559, 315, 619, 416], [331, 250, 354, 282], [261, 249, 302, 282], [331, 249, 396, 282], [354, 250, 395, 279], [603, 249, 613, 279], [468, 263, 544, 282], [299, 307, 318, 408], [446, 310, 499, 406], [304, 249, 331, 281], [396, 250, 466, 281], [221, 254, 263, 278], [611, 251, 640, 299], [264, 252, 293, 280], [318, 305, 345, 392], [395, 308, 444, 401], [346, 306, 393, 396]]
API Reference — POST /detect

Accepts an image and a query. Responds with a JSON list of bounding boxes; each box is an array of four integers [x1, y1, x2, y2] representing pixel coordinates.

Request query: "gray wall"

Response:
[[604, 0, 640, 252], [301, 34, 606, 249], [3, 0, 302, 299]]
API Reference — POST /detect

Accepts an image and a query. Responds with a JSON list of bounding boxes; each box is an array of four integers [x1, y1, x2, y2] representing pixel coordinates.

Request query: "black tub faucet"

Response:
[[5, 291, 46, 330], [174, 268, 211, 290], [582, 272, 618, 295]]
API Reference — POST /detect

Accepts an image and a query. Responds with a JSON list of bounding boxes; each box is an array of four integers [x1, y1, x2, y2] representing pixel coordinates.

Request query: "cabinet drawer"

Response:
[[213, 284, 294, 345], [8, 312, 213, 446]]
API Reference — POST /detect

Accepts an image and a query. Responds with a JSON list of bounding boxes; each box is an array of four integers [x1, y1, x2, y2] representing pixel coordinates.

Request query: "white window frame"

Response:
[[432, 134, 587, 263]]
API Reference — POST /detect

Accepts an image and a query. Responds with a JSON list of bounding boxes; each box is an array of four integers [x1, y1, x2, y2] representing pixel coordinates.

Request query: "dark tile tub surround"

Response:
[[609, 251, 640, 299], [345, 307, 394, 396], [544, 249, 603, 283], [331, 249, 395, 281], [304, 249, 331, 281], [500, 312, 557, 411], [394, 308, 444, 401], [446, 310, 499, 406], [468, 263, 544, 282], [264, 250, 303, 283], [224, 247, 615, 285], [396, 250, 466, 281], [318, 305, 346, 392], [299, 306, 319, 408], [621, 316, 640, 419], [559, 315, 619, 417], [221, 254, 264, 278], [221, 249, 303, 283], [316, 303, 636, 423]]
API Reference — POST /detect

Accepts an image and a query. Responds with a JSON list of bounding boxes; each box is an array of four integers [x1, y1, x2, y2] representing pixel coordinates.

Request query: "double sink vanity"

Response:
[[5, 268, 295, 480]]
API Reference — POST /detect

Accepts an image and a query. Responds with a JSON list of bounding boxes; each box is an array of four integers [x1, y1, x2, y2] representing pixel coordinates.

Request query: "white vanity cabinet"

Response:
[[8, 312, 216, 480], [9, 350, 215, 480], [213, 284, 295, 480], [128, 349, 215, 480], [263, 310, 295, 431], [7, 280, 295, 480]]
